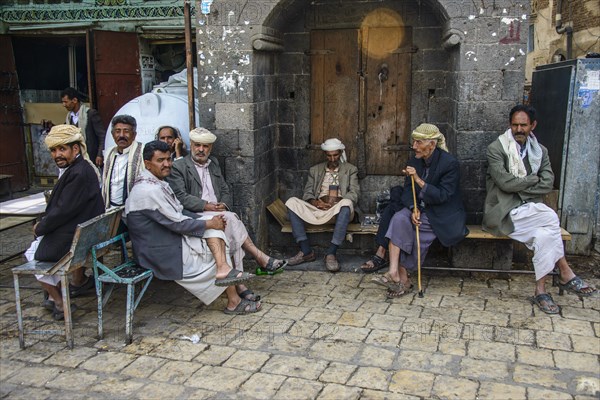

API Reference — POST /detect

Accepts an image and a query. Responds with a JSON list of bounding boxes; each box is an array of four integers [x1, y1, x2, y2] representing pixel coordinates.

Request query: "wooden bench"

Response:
[[268, 198, 571, 280], [268, 199, 572, 241], [12, 208, 122, 349], [92, 232, 153, 344]]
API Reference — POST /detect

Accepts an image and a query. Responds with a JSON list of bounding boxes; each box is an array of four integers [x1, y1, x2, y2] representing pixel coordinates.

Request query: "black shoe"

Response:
[[69, 277, 95, 298], [52, 303, 78, 321]]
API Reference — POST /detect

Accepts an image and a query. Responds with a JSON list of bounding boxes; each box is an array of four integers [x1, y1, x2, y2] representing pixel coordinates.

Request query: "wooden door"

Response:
[[0, 35, 29, 191], [89, 30, 142, 127], [310, 30, 360, 165], [310, 28, 412, 175], [363, 27, 412, 175]]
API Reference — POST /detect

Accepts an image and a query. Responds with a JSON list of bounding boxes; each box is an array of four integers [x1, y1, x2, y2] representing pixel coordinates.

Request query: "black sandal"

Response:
[[238, 289, 261, 302], [360, 255, 388, 274], [530, 293, 560, 315]]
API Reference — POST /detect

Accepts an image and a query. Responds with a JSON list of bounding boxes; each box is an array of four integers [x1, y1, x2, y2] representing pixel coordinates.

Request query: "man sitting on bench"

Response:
[[371, 124, 468, 298], [25, 125, 104, 319], [285, 138, 360, 272], [483, 105, 597, 314], [125, 141, 260, 315]]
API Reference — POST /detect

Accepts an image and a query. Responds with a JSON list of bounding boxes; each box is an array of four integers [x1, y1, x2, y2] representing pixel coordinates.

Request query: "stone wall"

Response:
[[196, 0, 528, 251]]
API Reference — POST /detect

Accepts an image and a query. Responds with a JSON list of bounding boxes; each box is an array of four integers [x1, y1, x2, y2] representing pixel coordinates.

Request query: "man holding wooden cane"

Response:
[[371, 124, 468, 298]]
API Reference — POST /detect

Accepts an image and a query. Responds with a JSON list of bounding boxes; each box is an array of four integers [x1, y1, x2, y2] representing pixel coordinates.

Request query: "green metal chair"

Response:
[[91, 232, 153, 344]]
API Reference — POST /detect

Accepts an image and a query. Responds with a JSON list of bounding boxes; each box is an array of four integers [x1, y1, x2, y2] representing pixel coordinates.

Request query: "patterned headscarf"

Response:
[[411, 123, 448, 152]]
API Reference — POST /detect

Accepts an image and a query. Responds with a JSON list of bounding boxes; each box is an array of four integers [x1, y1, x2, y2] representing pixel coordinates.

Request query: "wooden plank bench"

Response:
[[12, 208, 122, 349], [268, 198, 571, 281], [268, 198, 572, 241]]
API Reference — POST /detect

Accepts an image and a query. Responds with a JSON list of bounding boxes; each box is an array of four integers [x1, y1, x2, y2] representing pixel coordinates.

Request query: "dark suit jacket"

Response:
[[35, 156, 105, 261], [401, 148, 468, 247], [85, 108, 106, 160], [167, 155, 231, 213]]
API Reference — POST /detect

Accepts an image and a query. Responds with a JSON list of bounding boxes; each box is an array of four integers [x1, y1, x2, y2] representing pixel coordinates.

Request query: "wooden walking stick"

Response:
[[410, 175, 424, 297]]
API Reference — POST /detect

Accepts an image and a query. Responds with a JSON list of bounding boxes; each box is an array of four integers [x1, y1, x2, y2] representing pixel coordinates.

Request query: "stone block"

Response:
[[427, 96, 453, 123], [413, 26, 442, 49], [279, 52, 309, 75], [216, 102, 254, 130], [253, 100, 271, 128], [346, 367, 390, 391], [277, 99, 295, 124], [456, 130, 500, 159], [262, 354, 327, 380], [452, 239, 512, 270], [460, 160, 486, 189], [513, 364, 568, 390], [422, 49, 450, 70], [431, 375, 479, 400], [279, 124, 295, 147], [283, 31, 309, 52], [475, 43, 526, 71], [225, 156, 256, 184], [255, 126, 275, 155], [461, 188, 486, 213], [274, 377, 322, 399], [198, 102, 216, 130], [389, 369, 435, 397], [478, 382, 526, 400], [456, 70, 503, 101], [501, 69, 524, 100], [253, 52, 275, 76], [239, 372, 286, 399], [187, 365, 252, 391]]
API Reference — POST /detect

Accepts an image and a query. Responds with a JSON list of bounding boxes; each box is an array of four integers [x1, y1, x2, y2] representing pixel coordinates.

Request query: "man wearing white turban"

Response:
[[285, 138, 360, 272], [167, 127, 286, 301], [25, 124, 105, 319]]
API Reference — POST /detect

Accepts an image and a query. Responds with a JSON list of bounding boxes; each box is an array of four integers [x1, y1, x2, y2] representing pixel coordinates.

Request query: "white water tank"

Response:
[[104, 69, 199, 153]]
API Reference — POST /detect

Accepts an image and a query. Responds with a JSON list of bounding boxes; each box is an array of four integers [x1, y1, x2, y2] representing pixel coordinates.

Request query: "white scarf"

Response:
[[498, 128, 543, 178], [125, 169, 189, 223], [102, 141, 144, 208]]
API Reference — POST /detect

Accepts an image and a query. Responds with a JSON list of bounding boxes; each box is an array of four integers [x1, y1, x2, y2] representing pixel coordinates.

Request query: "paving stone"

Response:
[[513, 364, 568, 389], [398, 332, 439, 352], [593, 322, 600, 337], [494, 326, 536, 345], [273, 377, 323, 399], [347, 366, 390, 391], [311, 324, 341, 341], [356, 300, 390, 315], [574, 376, 600, 397], [526, 387, 573, 399], [242, 318, 295, 345], [121, 355, 167, 378], [261, 354, 328, 380], [324, 324, 371, 343], [419, 306, 459, 322], [239, 372, 286, 399], [553, 318, 595, 337], [367, 314, 406, 331], [571, 334, 600, 355], [79, 351, 137, 373], [486, 298, 532, 317], [356, 288, 390, 302], [288, 320, 320, 338], [44, 370, 99, 391], [358, 345, 396, 369], [4, 386, 52, 399], [298, 284, 335, 297], [328, 273, 363, 288], [148, 338, 208, 361], [6, 365, 62, 387], [319, 362, 356, 384], [0, 359, 27, 382], [478, 382, 526, 399], [516, 345, 555, 367], [431, 375, 479, 400], [328, 285, 363, 300], [44, 346, 98, 368], [553, 350, 600, 373], [303, 309, 342, 324], [536, 330, 573, 351], [365, 329, 403, 348], [509, 314, 555, 331], [360, 389, 420, 399], [261, 291, 304, 306], [265, 304, 311, 320], [402, 317, 435, 334], [223, 349, 270, 371], [440, 295, 484, 310], [461, 323, 496, 341], [263, 334, 313, 355], [460, 309, 509, 326], [389, 369, 435, 397], [308, 340, 361, 363], [187, 365, 252, 391], [324, 296, 364, 312], [89, 376, 145, 396], [437, 337, 467, 356], [560, 306, 600, 322], [467, 339, 516, 362], [150, 360, 202, 384], [193, 344, 236, 365], [135, 382, 186, 399], [395, 350, 457, 375], [318, 383, 362, 399], [337, 311, 371, 327], [9, 341, 57, 363], [459, 357, 510, 380], [386, 304, 423, 319]]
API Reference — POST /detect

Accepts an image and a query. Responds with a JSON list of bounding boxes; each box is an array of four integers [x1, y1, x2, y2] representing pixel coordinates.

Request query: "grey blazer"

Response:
[[482, 139, 554, 236], [302, 161, 360, 206], [167, 155, 232, 213]]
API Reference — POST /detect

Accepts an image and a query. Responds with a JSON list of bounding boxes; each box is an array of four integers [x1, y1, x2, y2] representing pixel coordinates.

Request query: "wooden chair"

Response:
[[91, 232, 153, 344], [12, 208, 122, 349]]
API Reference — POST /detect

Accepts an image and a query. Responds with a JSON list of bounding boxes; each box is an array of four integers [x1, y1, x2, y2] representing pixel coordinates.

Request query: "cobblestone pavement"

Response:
[[1, 247, 599, 399]]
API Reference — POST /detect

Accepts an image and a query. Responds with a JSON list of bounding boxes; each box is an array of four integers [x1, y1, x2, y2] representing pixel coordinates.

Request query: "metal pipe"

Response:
[[184, 0, 195, 131], [555, 0, 573, 59]]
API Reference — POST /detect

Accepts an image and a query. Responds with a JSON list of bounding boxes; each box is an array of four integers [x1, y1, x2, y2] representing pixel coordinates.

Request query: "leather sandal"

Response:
[[360, 255, 388, 273], [224, 298, 262, 315], [530, 293, 560, 314], [558, 276, 597, 297]]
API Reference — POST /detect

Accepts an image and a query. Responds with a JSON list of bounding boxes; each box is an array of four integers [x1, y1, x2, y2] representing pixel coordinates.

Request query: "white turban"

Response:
[[189, 127, 217, 144], [411, 123, 448, 152], [321, 138, 347, 163]]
